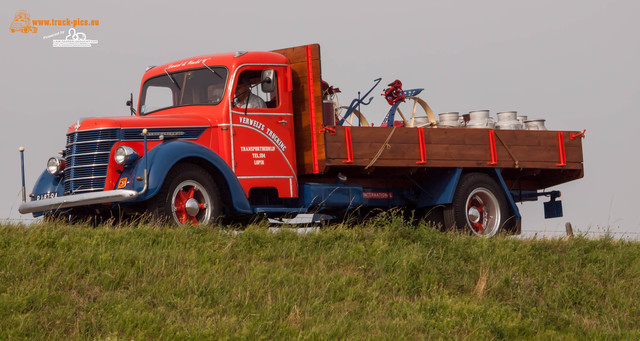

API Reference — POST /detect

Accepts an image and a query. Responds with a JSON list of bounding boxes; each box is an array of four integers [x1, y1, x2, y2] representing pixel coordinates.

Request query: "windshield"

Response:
[[139, 67, 228, 115]]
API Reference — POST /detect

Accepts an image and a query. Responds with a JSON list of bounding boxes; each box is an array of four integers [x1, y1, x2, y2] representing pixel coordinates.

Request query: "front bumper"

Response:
[[18, 189, 140, 214]]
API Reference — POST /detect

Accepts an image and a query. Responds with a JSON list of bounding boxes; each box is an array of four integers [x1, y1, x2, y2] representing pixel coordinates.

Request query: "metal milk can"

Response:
[[495, 111, 522, 130], [524, 119, 547, 130], [466, 110, 494, 128], [438, 112, 460, 128]]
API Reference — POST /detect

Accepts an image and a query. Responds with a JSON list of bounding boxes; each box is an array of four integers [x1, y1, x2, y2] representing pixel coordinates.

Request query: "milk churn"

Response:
[[438, 112, 460, 128], [466, 110, 494, 128], [495, 111, 522, 130], [524, 119, 547, 130]]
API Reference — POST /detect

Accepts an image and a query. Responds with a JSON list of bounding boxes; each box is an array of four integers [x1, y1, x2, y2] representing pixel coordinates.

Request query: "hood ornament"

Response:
[[74, 120, 81, 131]]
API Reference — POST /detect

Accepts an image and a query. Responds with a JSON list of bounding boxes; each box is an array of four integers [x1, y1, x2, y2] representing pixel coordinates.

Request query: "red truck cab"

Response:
[[136, 51, 298, 199]]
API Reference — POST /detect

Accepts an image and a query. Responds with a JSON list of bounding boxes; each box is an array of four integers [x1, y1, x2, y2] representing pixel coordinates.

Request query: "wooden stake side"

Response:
[[322, 126, 584, 189], [272, 44, 326, 175]]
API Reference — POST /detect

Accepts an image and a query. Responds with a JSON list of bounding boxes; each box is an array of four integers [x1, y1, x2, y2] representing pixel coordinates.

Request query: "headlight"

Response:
[[46, 156, 65, 176], [114, 146, 139, 166]]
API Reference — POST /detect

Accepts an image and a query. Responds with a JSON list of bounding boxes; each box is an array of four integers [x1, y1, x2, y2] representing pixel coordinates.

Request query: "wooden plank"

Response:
[[325, 144, 582, 164], [322, 127, 585, 175], [494, 130, 584, 147], [325, 141, 489, 161], [333, 127, 583, 147], [272, 44, 319, 64], [324, 157, 583, 170], [325, 138, 582, 163], [271, 44, 325, 175], [333, 127, 489, 145], [424, 128, 492, 145], [323, 125, 583, 171], [496, 145, 583, 163]]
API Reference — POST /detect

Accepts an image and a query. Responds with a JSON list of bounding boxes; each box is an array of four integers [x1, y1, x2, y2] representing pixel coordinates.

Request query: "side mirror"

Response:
[[261, 69, 276, 93], [125, 93, 136, 116]]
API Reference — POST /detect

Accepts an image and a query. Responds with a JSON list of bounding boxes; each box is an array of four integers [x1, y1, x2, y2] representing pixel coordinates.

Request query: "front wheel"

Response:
[[149, 163, 221, 226], [443, 173, 509, 237]]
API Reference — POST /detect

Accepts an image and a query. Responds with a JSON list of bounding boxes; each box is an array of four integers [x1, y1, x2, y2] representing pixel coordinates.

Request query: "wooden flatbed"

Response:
[[274, 43, 584, 191], [321, 126, 584, 190]]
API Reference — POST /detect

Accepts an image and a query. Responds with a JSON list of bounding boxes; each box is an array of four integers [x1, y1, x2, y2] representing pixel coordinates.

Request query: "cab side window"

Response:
[[234, 69, 279, 109]]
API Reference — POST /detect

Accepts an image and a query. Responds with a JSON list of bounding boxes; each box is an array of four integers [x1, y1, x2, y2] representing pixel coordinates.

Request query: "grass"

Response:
[[1, 214, 639, 339]]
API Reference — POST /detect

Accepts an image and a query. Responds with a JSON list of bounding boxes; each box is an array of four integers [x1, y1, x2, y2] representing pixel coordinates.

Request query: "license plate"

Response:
[[34, 192, 58, 201]]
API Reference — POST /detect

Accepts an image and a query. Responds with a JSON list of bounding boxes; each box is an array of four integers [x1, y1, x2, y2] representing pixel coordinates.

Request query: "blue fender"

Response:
[[28, 170, 66, 217], [30, 170, 65, 198], [487, 169, 521, 221], [119, 140, 252, 214], [415, 168, 520, 221], [416, 168, 463, 207]]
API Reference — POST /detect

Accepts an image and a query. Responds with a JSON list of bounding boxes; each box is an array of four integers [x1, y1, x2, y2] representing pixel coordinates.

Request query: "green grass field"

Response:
[[1, 215, 639, 339]]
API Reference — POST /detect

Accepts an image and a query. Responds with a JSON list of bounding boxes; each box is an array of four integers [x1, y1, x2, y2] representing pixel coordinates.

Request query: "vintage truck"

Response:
[[9, 10, 38, 34], [18, 44, 585, 236]]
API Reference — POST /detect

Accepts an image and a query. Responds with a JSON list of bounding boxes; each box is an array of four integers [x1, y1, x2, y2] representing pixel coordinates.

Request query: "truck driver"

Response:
[[233, 74, 267, 109]]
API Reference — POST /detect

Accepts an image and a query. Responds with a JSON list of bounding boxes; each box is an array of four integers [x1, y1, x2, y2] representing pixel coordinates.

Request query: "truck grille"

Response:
[[122, 127, 206, 140], [64, 129, 119, 194]]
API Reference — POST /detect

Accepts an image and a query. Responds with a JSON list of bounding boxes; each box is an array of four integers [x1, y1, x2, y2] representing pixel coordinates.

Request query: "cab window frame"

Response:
[[138, 66, 229, 116], [232, 66, 281, 111]]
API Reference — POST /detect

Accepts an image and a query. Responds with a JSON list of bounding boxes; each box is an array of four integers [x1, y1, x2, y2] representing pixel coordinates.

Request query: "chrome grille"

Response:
[[64, 129, 119, 194], [121, 127, 206, 140]]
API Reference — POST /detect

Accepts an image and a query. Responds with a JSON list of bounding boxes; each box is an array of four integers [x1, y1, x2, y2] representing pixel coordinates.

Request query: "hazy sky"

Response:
[[2, 1, 638, 237]]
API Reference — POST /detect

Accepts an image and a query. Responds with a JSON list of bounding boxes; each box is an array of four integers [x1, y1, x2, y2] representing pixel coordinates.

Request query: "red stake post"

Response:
[[306, 45, 319, 173], [487, 130, 498, 165], [416, 128, 427, 164], [342, 126, 354, 163], [556, 131, 567, 167]]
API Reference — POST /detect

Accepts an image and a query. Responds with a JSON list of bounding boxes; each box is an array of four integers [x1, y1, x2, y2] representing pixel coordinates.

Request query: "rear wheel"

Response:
[[416, 205, 446, 230], [443, 173, 508, 237], [149, 164, 221, 226]]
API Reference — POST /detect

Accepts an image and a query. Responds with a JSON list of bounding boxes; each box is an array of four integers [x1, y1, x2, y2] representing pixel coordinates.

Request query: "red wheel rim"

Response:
[[465, 188, 501, 237], [171, 180, 211, 225]]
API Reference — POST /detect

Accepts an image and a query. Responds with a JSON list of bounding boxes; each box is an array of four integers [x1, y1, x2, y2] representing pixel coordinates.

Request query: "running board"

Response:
[[268, 213, 334, 225]]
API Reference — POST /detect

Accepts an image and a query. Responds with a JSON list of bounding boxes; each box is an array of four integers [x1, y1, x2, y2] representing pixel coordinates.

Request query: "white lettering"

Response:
[[265, 128, 287, 152], [240, 146, 276, 152], [237, 117, 287, 152], [43, 31, 64, 39], [363, 192, 393, 199]]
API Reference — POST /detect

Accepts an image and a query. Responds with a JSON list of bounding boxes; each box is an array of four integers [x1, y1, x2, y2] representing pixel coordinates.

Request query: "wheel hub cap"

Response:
[[171, 181, 211, 226], [464, 187, 501, 236], [185, 198, 200, 217], [468, 207, 481, 223]]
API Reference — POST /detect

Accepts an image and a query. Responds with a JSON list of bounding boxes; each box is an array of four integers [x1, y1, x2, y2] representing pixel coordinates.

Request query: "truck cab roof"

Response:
[[143, 51, 290, 80]]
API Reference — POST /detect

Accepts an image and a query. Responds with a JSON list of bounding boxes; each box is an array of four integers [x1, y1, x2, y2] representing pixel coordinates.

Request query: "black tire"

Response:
[[416, 205, 446, 230], [149, 163, 221, 226], [443, 173, 508, 237]]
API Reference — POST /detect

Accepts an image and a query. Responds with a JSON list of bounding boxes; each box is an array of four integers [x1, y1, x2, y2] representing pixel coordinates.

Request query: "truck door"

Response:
[[230, 66, 298, 198]]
